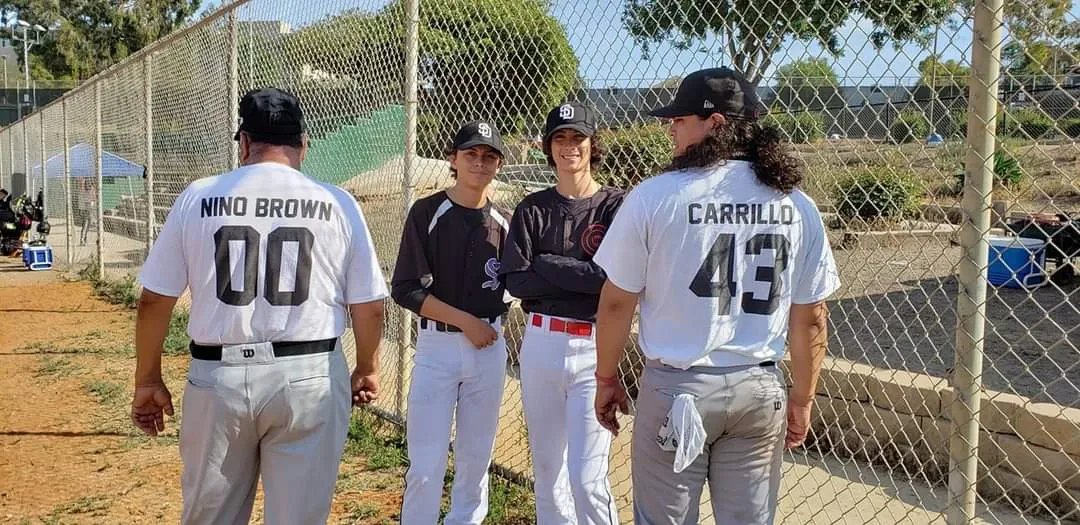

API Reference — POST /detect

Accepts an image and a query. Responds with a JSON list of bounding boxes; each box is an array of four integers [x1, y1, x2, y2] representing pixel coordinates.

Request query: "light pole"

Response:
[[10, 20, 47, 115]]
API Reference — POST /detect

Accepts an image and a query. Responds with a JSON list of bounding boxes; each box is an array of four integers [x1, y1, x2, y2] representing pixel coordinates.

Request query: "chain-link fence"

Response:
[[2, 0, 1079, 522]]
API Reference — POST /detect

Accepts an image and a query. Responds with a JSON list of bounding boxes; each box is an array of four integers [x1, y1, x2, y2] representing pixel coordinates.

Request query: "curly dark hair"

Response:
[[667, 118, 802, 194], [543, 133, 605, 170]]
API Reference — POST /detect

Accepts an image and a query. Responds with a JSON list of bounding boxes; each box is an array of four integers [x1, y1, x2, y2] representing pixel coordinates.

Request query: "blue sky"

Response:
[[200, 0, 1068, 88]]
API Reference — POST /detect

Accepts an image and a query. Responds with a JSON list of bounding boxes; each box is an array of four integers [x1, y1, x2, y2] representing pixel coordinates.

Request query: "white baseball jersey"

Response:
[[139, 161, 389, 345], [593, 160, 840, 370]]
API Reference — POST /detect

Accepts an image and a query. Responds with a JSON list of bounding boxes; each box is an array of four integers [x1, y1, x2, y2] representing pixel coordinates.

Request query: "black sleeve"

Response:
[[390, 202, 431, 315], [500, 200, 579, 301], [531, 254, 607, 294]]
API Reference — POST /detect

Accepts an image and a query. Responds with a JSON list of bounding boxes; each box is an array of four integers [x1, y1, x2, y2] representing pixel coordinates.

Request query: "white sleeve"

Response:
[[138, 190, 190, 297], [343, 195, 390, 304], [791, 204, 841, 304], [593, 187, 648, 294]]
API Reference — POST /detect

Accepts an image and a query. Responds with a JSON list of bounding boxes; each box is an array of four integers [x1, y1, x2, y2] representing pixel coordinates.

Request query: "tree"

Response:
[[622, 0, 957, 84], [290, 0, 578, 149], [775, 58, 839, 89], [0, 0, 201, 81], [955, 0, 1080, 82], [917, 55, 970, 88]]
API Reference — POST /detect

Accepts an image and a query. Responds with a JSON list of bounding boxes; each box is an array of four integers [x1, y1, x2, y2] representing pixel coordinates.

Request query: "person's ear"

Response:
[[238, 133, 251, 164], [708, 113, 726, 129], [298, 134, 310, 163]]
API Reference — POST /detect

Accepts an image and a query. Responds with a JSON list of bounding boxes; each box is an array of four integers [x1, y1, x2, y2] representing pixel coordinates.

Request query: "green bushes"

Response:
[[595, 123, 673, 188], [762, 111, 825, 143], [890, 111, 930, 144], [834, 168, 922, 222], [952, 149, 1026, 192], [1000, 108, 1054, 139]]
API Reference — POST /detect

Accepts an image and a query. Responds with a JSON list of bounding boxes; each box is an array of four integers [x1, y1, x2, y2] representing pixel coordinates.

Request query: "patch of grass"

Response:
[[94, 274, 140, 309], [77, 259, 140, 309], [18, 340, 59, 353], [34, 356, 81, 378], [486, 477, 537, 524], [342, 501, 381, 522], [344, 412, 407, 470], [163, 309, 191, 356], [85, 379, 124, 406], [42, 495, 111, 521]]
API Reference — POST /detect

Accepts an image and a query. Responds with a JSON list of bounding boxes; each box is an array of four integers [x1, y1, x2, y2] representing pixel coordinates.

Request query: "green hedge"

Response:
[[762, 111, 825, 144], [1000, 108, 1054, 139], [890, 111, 930, 144], [595, 123, 673, 188], [834, 168, 922, 222]]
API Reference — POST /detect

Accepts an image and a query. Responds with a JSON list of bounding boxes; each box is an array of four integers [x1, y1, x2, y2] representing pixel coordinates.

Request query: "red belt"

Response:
[[531, 314, 593, 337]]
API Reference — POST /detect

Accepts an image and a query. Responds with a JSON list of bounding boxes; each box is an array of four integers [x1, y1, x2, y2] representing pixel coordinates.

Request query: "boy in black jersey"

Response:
[[500, 103, 622, 525], [391, 120, 512, 525]]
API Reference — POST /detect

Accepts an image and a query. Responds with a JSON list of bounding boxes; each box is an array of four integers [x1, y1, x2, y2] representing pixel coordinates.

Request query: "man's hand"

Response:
[[351, 369, 379, 406], [130, 382, 174, 436], [461, 316, 498, 349], [785, 399, 813, 448], [595, 380, 629, 436]]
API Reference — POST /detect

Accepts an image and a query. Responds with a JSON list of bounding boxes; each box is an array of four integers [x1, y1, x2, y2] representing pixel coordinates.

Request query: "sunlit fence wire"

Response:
[[2, 0, 1078, 522]]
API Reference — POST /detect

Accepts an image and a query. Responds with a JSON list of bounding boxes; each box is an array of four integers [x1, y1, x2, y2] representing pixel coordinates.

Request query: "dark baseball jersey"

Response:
[[499, 186, 626, 322], [391, 191, 511, 321]]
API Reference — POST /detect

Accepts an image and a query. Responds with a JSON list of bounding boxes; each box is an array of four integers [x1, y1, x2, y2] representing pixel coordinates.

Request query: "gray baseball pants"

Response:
[[179, 339, 352, 525], [631, 361, 787, 525]]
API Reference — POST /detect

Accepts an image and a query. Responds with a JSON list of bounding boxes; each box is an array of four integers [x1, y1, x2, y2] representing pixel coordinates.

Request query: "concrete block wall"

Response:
[[789, 357, 1080, 522]]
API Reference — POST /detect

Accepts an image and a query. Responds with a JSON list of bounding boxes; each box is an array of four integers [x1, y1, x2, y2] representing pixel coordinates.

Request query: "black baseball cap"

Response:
[[543, 102, 596, 144], [649, 67, 763, 121], [452, 120, 506, 158], [233, 88, 307, 144]]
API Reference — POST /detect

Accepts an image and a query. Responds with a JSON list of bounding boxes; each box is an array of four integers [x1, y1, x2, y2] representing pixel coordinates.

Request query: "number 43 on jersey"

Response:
[[690, 233, 790, 316]]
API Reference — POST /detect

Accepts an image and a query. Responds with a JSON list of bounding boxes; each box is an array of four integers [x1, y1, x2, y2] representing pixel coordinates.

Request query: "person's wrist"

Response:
[[789, 394, 814, 407], [595, 372, 620, 386]]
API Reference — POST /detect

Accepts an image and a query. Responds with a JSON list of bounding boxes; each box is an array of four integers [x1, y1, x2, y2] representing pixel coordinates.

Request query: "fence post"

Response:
[[63, 99, 71, 267], [39, 113, 46, 218], [95, 82, 104, 280], [397, 0, 421, 419], [22, 118, 28, 193], [144, 54, 155, 254], [228, 9, 239, 171], [948, 0, 1004, 521]]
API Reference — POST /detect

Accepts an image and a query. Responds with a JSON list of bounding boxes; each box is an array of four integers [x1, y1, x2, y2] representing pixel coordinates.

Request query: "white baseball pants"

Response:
[[519, 313, 619, 525], [401, 320, 508, 525], [179, 340, 352, 525]]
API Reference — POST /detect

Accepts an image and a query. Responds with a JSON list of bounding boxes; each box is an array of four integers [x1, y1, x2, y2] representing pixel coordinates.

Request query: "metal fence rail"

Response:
[[3, 0, 1079, 523]]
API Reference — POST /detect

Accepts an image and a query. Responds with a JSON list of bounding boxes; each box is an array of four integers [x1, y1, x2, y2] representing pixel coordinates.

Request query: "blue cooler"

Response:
[[22, 244, 53, 271], [987, 236, 1046, 288]]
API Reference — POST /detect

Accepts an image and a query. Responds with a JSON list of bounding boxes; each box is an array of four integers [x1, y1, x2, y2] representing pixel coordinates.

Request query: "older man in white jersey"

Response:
[[591, 68, 841, 525], [130, 88, 388, 525]]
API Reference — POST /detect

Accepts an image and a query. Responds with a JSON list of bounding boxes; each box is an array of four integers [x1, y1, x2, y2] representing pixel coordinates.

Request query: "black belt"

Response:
[[189, 338, 337, 361], [419, 316, 497, 333]]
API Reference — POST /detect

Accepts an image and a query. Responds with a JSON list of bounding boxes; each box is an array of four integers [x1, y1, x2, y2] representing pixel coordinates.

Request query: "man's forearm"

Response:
[[788, 302, 829, 406], [419, 295, 478, 328], [595, 281, 638, 378], [351, 301, 386, 375], [533, 254, 606, 295], [134, 290, 177, 385]]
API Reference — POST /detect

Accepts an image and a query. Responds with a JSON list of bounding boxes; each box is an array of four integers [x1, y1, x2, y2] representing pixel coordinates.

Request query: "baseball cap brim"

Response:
[[648, 103, 699, 118], [544, 122, 596, 142], [456, 139, 505, 158]]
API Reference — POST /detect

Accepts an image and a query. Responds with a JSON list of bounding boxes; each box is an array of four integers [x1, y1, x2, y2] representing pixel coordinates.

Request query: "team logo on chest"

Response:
[[580, 224, 607, 256], [482, 257, 501, 290]]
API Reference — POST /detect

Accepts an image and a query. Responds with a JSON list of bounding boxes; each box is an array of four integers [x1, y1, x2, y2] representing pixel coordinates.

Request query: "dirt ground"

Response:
[[0, 258, 403, 525]]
